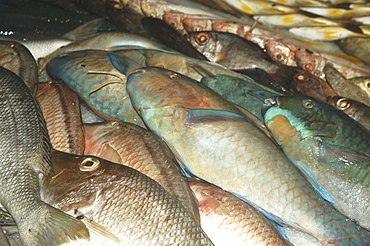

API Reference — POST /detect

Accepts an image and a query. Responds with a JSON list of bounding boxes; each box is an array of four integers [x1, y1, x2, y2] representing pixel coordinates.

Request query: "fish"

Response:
[[105, 0, 153, 38], [262, 95, 370, 229], [289, 25, 370, 41], [83, 120, 200, 222], [36, 80, 85, 155], [0, 40, 37, 94], [324, 63, 370, 107], [46, 49, 145, 126], [39, 31, 172, 74], [188, 178, 292, 246], [126, 66, 370, 245], [221, 0, 295, 15], [337, 37, 370, 65], [0, 66, 89, 245], [141, 17, 209, 60], [0, 18, 107, 62], [326, 96, 370, 131], [41, 149, 214, 245]]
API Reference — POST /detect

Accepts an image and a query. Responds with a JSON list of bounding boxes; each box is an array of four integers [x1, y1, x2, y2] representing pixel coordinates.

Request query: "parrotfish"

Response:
[[262, 95, 370, 229], [126, 66, 370, 245], [46, 49, 145, 126]]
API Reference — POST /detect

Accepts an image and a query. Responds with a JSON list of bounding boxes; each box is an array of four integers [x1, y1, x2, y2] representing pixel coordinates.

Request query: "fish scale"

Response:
[[46, 49, 145, 127], [0, 66, 89, 245], [262, 95, 370, 230], [126, 67, 370, 245]]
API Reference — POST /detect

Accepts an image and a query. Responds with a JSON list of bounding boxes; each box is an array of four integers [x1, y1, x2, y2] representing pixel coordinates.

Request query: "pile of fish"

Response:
[[1, 0, 370, 245]]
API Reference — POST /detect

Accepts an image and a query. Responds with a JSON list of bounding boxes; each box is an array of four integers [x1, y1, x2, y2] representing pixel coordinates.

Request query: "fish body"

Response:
[[189, 178, 292, 246], [126, 66, 370, 245], [42, 150, 214, 246], [326, 96, 370, 131], [40, 31, 171, 73], [83, 121, 200, 222], [262, 95, 370, 229], [0, 66, 89, 245], [0, 40, 37, 93], [46, 49, 145, 126], [324, 63, 370, 107], [36, 80, 85, 155], [337, 37, 370, 65]]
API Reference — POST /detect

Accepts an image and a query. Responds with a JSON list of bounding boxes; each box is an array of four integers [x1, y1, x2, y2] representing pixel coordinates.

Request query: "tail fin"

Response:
[[19, 203, 89, 246]]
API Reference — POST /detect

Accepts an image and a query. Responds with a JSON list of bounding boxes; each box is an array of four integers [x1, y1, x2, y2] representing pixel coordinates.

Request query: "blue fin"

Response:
[[298, 164, 335, 204], [184, 108, 245, 124], [107, 52, 141, 75]]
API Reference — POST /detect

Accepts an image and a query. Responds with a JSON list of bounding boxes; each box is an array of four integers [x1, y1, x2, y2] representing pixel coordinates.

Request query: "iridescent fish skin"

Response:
[[126, 66, 370, 245], [0, 66, 89, 245], [46, 49, 145, 126], [36, 80, 85, 155], [0, 40, 38, 94], [41, 150, 214, 246], [83, 121, 200, 223], [188, 178, 292, 246], [262, 95, 370, 229], [327, 96, 370, 131]]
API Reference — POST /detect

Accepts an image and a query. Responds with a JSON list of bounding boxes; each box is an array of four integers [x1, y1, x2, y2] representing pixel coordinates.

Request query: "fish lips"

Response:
[[261, 96, 278, 116]]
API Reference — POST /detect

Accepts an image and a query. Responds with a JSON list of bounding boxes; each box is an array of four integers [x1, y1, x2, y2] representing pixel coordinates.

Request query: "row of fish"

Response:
[[2, 0, 370, 245]]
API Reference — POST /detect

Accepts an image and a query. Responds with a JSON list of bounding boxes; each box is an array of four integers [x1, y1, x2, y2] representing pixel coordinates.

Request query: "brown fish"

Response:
[[188, 178, 292, 246], [0, 40, 38, 94], [83, 121, 200, 222], [0, 66, 89, 245], [36, 80, 85, 155], [326, 96, 370, 131], [41, 149, 214, 245]]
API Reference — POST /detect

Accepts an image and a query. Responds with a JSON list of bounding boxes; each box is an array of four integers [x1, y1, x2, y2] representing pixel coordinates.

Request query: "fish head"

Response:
[[262, 95, 339, 145], [42, 149, 124, 211], [350, 77, 370, 98], [187, 31, 220, 62], [127, 66, 214, 111], [294, 49, 326, 78]]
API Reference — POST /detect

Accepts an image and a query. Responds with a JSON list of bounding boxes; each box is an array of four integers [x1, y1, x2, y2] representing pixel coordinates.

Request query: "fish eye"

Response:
[[196, 33, 209, 45], [367, 83, 370, 89], [149, 12, 156, 17], [80, 157, 100, 171], [294, 73, 307, 82], [169, 74, 179, 79], [302, 63, 313, 71], [303, 100, 314, 109], [9, 42, 15, 48], [170, 22, 176, 28], [336, 98, 350, 110], [275, 53, 284, 60]]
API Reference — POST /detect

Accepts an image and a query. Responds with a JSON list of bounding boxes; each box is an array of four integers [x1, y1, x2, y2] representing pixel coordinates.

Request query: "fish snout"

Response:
[[261, 97, 278, 116]]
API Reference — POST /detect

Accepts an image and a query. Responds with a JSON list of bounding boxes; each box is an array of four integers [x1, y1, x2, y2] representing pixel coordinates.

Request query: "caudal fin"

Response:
[[19, 203, 89, 246]]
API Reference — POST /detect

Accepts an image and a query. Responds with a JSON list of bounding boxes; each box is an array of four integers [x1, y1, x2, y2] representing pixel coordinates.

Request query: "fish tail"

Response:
[[20, 203, 89, 246]]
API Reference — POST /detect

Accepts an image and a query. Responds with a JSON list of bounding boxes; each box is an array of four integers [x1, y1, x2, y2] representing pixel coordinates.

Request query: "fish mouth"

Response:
[[261, 97, 278, 116]]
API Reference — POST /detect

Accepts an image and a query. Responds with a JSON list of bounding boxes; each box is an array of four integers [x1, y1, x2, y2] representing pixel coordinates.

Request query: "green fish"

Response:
[[126, 66, 370, 245], [262, 95, 370, 230]]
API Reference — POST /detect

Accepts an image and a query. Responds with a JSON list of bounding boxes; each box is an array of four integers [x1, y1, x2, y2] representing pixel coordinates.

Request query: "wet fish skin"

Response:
[[0, 40, 37, 94], [324, 63, 370, 107], [83, 120, 200, 223], [36, 80, 85, 155], [126, 66, 370, 245], [188, 178, 292, 246], [337, 37, 370, 65], [327, 95, 370, 131], [0, 66, 89, 245], [42, 149, 214, 246], [46, 49, 145, 126], [262, 95, 370, 229]]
